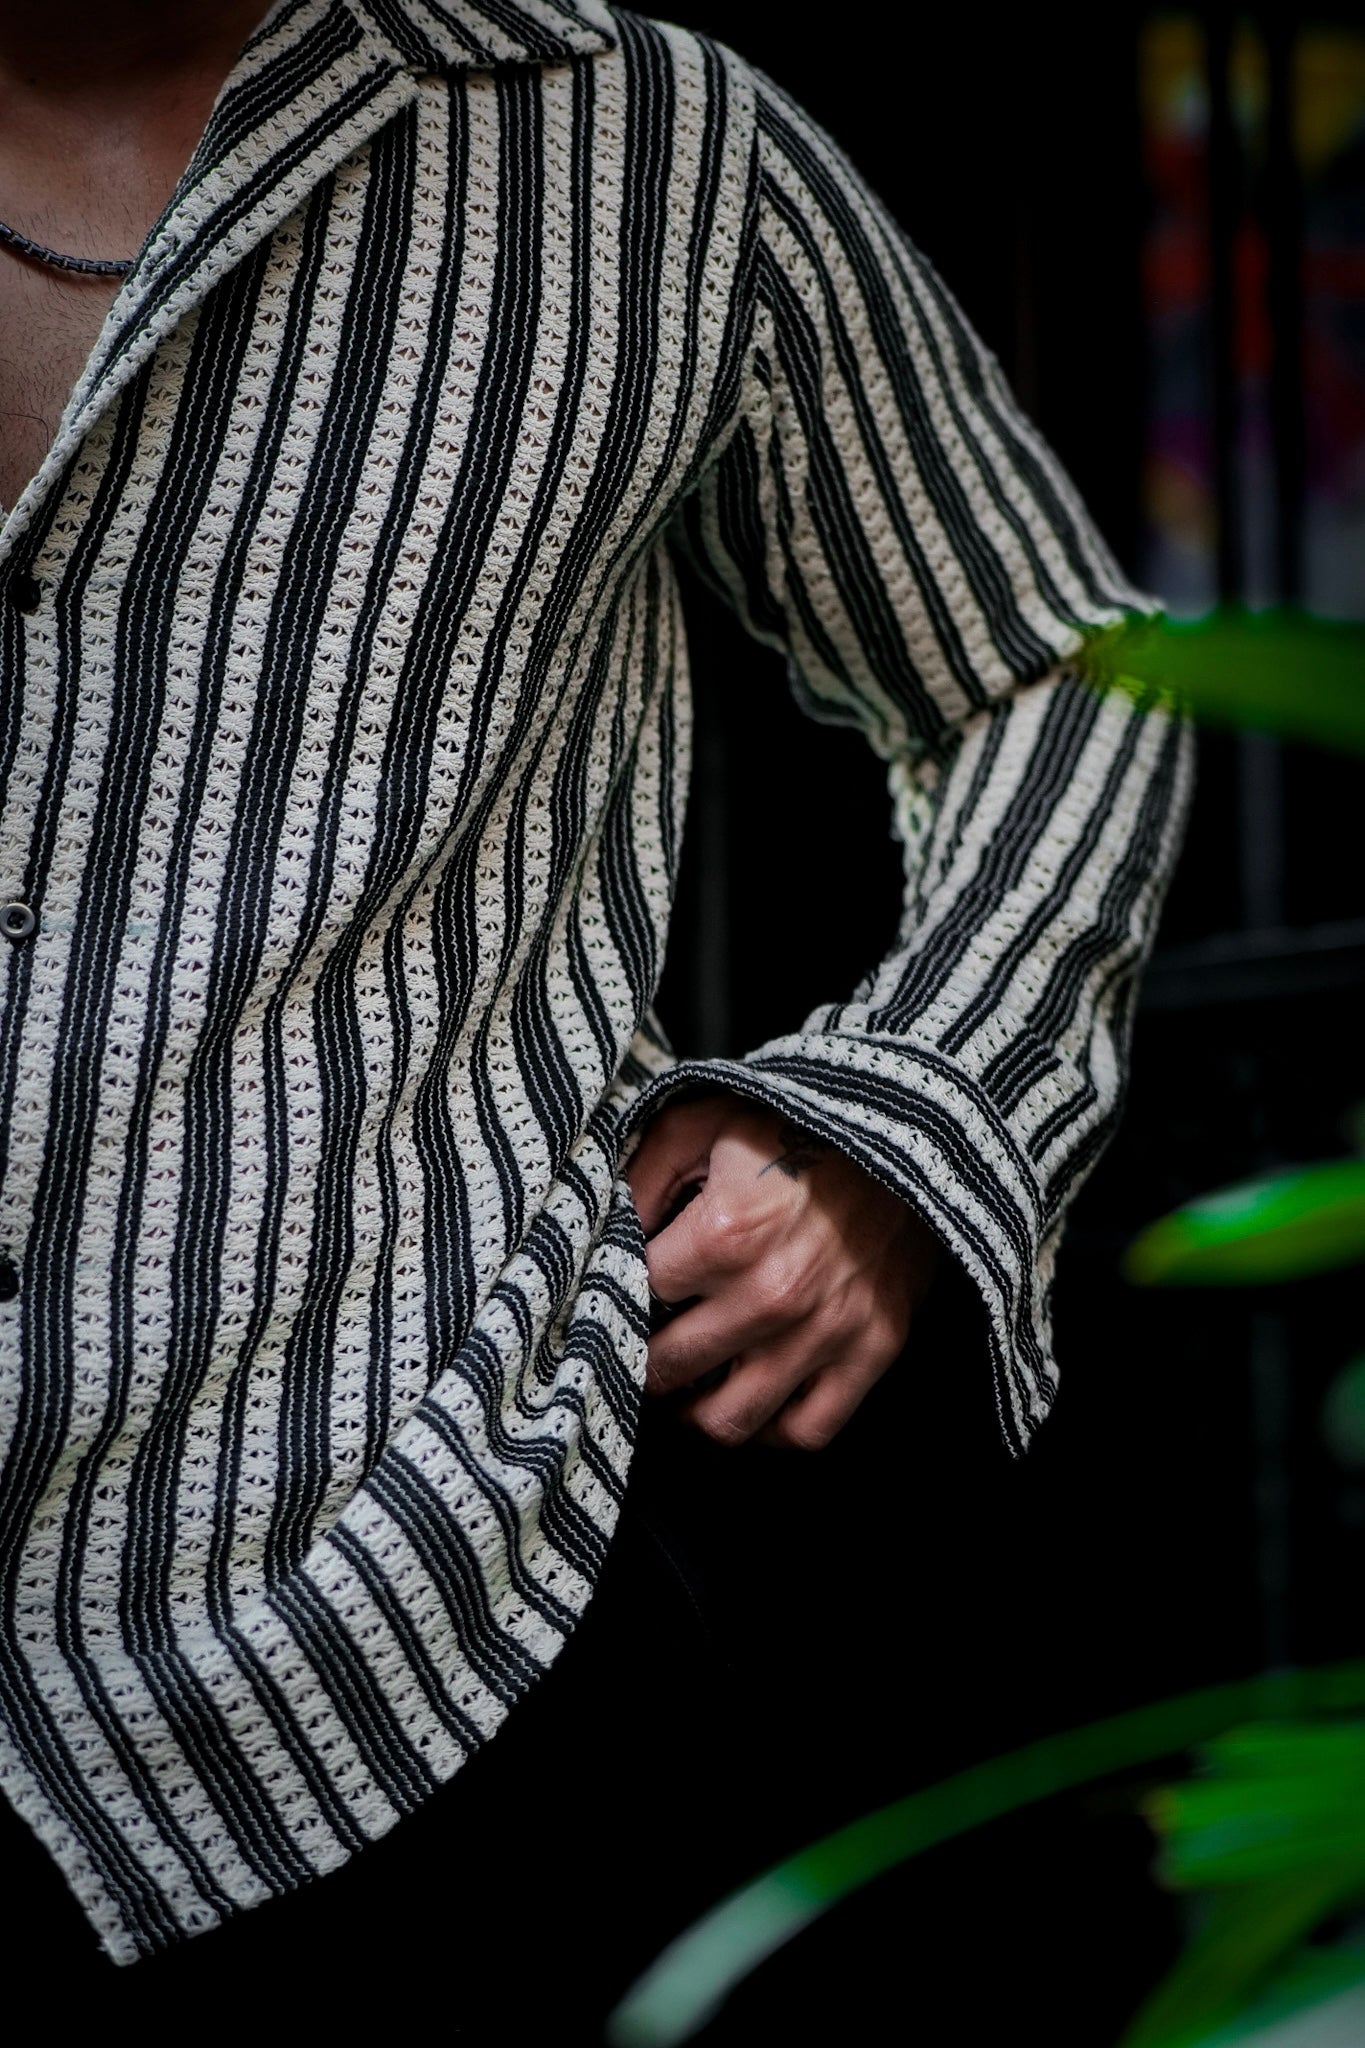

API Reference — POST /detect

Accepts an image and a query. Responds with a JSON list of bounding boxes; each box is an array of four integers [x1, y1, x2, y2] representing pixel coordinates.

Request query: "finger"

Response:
[[648, 1218, 850, 1388], [645, 1289, 780, 1394], [682, 1333, 835, 1448], [761, 1337, 898, 1452], [625, 1101, 722, 1235], [643, 1183, 748, 1305]]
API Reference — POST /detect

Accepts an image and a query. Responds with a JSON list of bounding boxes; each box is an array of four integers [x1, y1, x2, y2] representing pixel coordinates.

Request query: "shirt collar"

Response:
[[0, 0, 618, 563], [339, 0, 617, 69]]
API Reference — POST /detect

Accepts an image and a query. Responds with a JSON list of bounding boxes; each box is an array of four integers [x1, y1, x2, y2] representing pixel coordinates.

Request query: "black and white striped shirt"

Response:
[[0, 0, 1191, 1960]]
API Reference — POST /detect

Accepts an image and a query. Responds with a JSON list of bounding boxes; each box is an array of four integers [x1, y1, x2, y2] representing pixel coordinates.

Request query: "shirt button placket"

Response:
[[5, 570, 45, 949], [1, 571, 43, 1306]]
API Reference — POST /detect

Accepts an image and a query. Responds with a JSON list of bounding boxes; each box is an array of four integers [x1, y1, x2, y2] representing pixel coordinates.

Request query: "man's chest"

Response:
[[0, 265, 119, 514], [0, 84, 746, 916], [0, 59, 750, 718]]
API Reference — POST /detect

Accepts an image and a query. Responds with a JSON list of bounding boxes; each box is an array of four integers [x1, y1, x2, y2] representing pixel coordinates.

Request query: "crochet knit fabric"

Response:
[[0, 0, 1191, 1960]]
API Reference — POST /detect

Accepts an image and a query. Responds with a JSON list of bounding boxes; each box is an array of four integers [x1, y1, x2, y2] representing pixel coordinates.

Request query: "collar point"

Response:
[[345, 0, 617, 72]]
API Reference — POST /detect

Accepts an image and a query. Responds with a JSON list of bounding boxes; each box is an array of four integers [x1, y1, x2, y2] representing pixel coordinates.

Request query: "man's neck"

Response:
[[0, 0, 277, 246], [0, 1, 277, 107], [0, 0, 278, 516]]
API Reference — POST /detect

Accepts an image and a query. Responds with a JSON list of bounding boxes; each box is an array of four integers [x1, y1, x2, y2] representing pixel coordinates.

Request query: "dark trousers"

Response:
[[0, 1412, 785, 2044], [6, 1277, 1174, 2047]]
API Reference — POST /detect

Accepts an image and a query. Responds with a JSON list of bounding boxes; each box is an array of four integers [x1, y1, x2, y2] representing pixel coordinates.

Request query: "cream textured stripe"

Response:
[[0, 0, 1190, 1962]]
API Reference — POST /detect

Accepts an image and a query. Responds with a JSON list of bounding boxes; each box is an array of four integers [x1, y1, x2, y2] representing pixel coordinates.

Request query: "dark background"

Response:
[[637, 1, 1365, 2039], [3, 7, 1360, 2040]]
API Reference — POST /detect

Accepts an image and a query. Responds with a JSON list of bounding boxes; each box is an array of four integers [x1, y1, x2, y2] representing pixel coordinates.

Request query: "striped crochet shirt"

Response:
[[0, 0, 1192, 1963]]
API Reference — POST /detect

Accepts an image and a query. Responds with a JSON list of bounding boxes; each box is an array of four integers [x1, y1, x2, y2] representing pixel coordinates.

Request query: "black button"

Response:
[[0, 1258, 17, 1303], [10, 573, 41, 614], [0, 901, 37, 942]]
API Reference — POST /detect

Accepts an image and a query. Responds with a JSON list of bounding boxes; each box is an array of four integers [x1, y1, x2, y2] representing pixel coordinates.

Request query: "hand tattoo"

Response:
[[758, 1118, 832, 1181]]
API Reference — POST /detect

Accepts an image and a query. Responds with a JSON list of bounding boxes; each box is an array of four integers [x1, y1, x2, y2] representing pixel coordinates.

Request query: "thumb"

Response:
[[625, 1097, 722, 1235]]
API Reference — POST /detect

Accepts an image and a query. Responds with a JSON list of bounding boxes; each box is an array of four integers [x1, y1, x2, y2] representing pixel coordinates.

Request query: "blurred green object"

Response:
[[1122, 1722, 1365, 2047], [1187, 1950, 1365, 2048], [1149, 1723, 1365, 1889], [604, 1666, 1365, 2048], [1123, 1162, 1365, 1287], [1127, 1907, 1365, 2048], [1081, 609, 1365, 755], [1322, 1356, 1365, 1469], [607, 606, 1365, 2048]]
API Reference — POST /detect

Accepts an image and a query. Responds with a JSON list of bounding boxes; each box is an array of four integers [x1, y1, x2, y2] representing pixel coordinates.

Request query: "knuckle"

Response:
[[703, 1202, 756, 1256], [776, 1410, 837, 1453], [694, 1407, 750, 1449], [757, 1256, 808, 1320], [644, 1335, 697, 1394], [875, 1304, 913, 1361], [857, 1314, 899, 1367], [643, 1354, 676, 1396]]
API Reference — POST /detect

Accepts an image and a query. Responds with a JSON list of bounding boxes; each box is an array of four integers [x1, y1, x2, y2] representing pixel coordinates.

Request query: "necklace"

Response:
[[0, 215, 132, 279]]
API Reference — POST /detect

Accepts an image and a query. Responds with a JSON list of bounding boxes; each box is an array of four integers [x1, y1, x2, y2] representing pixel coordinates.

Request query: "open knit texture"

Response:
[[0, 0, 1192, 1961]]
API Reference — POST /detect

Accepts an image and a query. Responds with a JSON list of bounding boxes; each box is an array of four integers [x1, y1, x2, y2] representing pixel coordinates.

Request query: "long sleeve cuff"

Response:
[[630, 673, 1194, 1455]]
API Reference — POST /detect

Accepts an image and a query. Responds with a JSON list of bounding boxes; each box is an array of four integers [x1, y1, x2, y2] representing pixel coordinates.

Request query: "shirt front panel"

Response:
[[0, 27, 751, 1956]]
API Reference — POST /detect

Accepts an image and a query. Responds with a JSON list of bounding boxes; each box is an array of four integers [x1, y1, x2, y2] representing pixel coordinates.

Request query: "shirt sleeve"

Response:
[[641, 65, 1194, 1453]]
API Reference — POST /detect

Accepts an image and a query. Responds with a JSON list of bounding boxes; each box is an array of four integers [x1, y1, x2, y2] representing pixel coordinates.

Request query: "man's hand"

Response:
[[626, 1090, 940, 1450]]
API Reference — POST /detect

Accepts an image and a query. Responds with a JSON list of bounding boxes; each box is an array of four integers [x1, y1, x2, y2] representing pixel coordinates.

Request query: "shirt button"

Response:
[[0, 1258, 17, 1303], [10, 573, 42, 614], [0, 901, 37, 942]]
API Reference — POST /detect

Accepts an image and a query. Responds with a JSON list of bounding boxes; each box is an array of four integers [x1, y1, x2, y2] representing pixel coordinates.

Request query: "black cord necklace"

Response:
[[0, 215, 132, 278]]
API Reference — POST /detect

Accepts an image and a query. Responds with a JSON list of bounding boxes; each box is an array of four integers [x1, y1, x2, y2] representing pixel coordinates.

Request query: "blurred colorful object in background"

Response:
[[605, 1667, 1365, 2048], [1141, 13, 1219, 607], [1086, 608, 1365, 753], [1321, 1354, 1365, 1470], [1122, 1158, 1365, 1286], [1140, 15, 1365, 616]]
